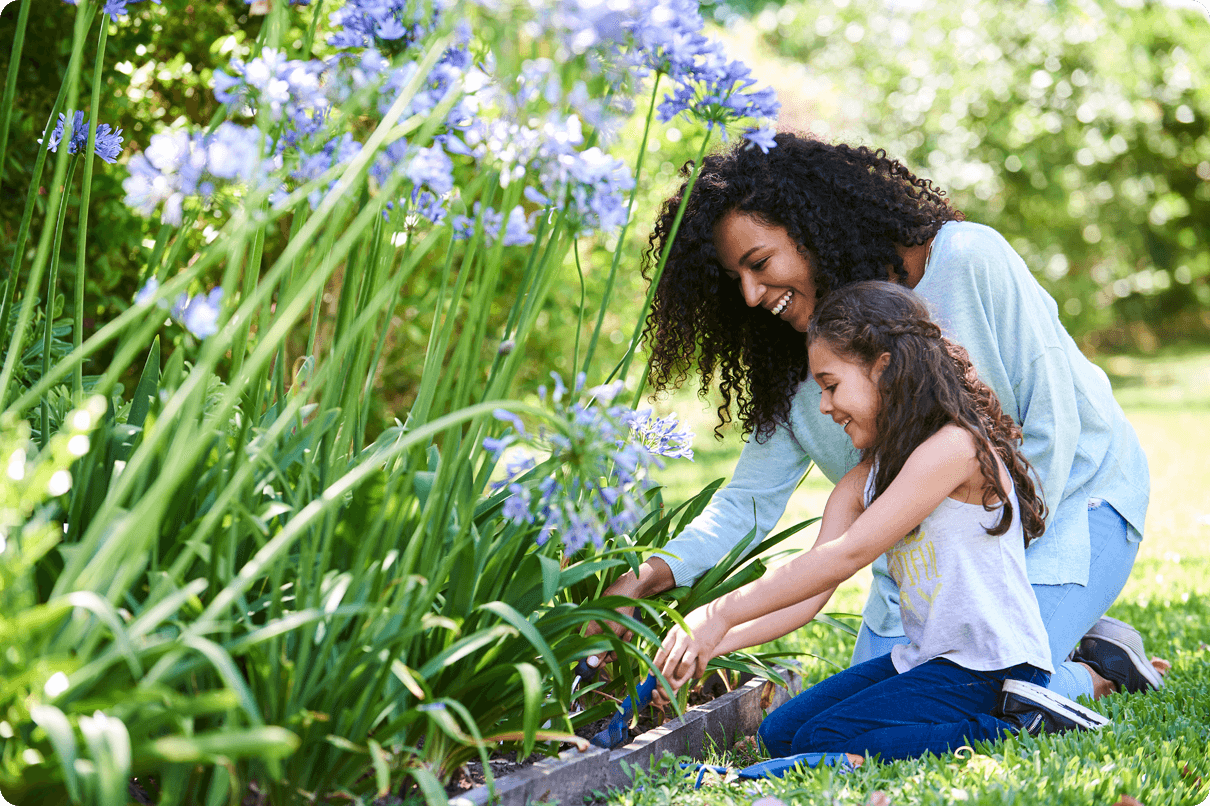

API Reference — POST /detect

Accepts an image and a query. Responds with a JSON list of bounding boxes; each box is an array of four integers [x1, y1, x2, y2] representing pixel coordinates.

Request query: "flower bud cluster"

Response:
[[41, 111, 124, 164], [483, 374, 694, 556], [134, 279, 224, 339], [118, 0, 779, 236]]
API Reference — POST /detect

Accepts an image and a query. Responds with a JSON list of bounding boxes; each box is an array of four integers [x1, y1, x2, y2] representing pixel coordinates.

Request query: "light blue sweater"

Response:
[[660, 221, 1150, 637]]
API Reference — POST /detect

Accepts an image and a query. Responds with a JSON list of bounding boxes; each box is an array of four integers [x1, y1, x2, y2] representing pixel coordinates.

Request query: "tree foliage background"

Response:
[[733, 0, 1209, 351], [2, 0, 1207, 406]]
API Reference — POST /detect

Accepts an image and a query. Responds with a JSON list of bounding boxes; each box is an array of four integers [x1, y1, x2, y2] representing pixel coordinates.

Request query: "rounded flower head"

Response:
[[483, 374, 695, 556], [42, 111, 124, 164]]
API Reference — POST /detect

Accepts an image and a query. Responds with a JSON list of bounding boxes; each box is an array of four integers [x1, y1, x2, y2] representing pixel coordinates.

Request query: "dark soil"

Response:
[[444, 672, 745, 797]]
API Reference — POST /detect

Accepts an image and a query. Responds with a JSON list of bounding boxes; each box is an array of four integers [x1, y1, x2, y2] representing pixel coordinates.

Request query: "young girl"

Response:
[[654, 281, 1107, 768], [595, 134, 1162, 708]]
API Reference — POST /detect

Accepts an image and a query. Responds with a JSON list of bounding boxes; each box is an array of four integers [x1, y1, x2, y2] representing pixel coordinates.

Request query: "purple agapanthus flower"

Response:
[[123, 124, 280, 224], [42, 111, 124, 164], [133, 277, 171, 309], [327, 0, 443, 51], [743, 126, 778, 154], [405, 145, 454, 196], [483, 374, 695, 557], [500, 206, 534, 247], [175, 287, 224, 338]]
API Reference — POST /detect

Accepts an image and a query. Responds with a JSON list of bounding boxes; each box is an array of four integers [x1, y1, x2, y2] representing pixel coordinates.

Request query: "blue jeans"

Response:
[[852, 501, 1138, 701], [759, 655, 1049, 762]]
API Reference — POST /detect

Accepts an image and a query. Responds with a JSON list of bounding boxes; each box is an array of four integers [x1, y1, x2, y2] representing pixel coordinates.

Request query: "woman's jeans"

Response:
[[852, 501, 1139, 701], [758, 655, 1049, 761]]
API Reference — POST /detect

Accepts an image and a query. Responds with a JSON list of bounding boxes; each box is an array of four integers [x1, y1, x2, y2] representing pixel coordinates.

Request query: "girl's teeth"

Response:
[[772, 290, 793, 315]]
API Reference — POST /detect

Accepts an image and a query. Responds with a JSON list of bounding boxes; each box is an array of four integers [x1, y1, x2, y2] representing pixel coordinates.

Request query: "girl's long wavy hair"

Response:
[[808, 282, 1047, 546], [642, 132, 963, 441]]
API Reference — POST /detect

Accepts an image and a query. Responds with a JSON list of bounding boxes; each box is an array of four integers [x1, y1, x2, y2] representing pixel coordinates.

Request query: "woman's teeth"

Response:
[[771, 290, 793, 315]]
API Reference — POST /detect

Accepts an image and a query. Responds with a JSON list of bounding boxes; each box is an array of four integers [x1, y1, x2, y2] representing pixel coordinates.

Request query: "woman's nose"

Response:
[[739, 272, 763, 307], [818, 391, 831, 415]]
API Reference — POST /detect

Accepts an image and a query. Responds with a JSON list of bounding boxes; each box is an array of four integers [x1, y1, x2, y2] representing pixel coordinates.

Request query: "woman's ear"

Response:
[[869, 351, 891, 383]]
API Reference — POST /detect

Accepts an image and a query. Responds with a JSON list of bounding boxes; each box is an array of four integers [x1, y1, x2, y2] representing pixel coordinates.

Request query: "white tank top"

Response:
[[865, 466, 1055, 675]]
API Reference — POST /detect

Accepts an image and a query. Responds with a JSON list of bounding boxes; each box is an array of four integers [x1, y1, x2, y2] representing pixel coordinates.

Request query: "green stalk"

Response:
[[622, 129, 714, 404], [40, 156, 80, 447], [581, 71, 662, 377], [73, 19, 110, 396], [570, 239, 587, 378], [302, 0, 325, 55], [4, 242, 221, 417], [0, 2, 94, 408], [230, 222, 266, 383], [0, 0, 32, 183], [61, 158, 432, 594]]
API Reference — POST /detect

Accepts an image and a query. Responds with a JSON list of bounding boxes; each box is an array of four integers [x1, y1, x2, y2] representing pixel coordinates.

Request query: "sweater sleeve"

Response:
[[659, 417, 815, 587]]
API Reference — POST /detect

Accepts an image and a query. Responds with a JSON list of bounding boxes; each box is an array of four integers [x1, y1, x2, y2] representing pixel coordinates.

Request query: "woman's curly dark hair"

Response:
[[641, 132, 963, 441], [807, 282, 1047, 547]]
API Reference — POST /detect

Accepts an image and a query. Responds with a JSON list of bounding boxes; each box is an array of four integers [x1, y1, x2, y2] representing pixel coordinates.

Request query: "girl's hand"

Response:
[[653, 607, 727, 693]]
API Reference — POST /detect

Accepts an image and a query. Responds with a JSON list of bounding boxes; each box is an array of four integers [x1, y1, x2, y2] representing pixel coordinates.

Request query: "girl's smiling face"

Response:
[[808, 338, 890, 450], [713, 210, 818, 333]]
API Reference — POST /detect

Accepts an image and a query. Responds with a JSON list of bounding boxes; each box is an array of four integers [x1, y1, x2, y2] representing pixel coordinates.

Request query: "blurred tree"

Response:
[[754, 0, 1209, 349]]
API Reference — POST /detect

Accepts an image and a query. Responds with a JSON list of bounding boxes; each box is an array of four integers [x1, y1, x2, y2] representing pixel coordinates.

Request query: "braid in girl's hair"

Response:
[[807, 281, 1047, 546]]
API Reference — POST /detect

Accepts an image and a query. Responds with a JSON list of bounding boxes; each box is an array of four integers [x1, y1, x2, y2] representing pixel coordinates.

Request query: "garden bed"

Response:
[[447, 667, 803, 806]]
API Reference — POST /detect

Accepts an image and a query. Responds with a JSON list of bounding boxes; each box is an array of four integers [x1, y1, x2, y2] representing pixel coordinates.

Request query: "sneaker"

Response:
[[995, 679, 1111, 736], [1072, 616, 1164, 693]]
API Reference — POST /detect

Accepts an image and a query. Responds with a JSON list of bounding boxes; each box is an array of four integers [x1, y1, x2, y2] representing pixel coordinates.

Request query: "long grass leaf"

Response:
[[28, 705, 82, 802]]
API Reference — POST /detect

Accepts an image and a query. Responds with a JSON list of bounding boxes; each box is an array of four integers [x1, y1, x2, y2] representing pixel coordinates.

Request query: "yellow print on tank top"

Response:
[[888, 526, 942, 622]]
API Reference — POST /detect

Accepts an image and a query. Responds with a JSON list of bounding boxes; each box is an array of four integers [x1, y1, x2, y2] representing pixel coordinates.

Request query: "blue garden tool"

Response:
[[589, 672, 659, 748], [678, 752, 854, 789]]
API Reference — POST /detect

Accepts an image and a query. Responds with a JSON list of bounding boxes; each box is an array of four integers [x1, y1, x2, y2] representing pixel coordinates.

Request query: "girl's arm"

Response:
[[710, 466, 867, 655], [655, 425, 981, 690], [712, 590, 835, 657]]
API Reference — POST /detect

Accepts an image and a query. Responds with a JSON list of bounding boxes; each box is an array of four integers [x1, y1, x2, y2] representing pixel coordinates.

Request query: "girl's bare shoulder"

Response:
[[918, 423, 980, 465]]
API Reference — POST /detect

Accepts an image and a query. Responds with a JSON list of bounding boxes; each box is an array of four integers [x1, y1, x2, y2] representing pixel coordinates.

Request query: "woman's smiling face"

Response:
[[713, 211, 818, 333]]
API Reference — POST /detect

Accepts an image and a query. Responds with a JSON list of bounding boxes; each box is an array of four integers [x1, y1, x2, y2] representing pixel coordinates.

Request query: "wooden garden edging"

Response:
[[449, 666, 804, 806]]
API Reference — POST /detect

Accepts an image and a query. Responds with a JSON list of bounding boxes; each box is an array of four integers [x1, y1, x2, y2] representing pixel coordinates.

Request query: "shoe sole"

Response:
[[1001, 679, 1112, 729], [1082, 619, 1165, 690]]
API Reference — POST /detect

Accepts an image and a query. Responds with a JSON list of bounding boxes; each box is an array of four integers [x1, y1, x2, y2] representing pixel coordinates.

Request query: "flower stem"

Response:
[[0, 0, 93, 412], [571, 239, 587, 379], [619, 129, 714, 403], [302, 0, 325, 55], [0, 0, 32, 186], [73, 18, 110, 397], [41, 156, 80, 447], [582, 71, 662, 378]]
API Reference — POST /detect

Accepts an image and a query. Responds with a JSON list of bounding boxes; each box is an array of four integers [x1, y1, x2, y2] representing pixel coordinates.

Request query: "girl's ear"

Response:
[[869, 351, 892, 383]]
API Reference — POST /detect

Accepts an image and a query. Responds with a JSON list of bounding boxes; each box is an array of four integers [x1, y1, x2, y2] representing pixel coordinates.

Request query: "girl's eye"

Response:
[[752, 257, 768, 271]]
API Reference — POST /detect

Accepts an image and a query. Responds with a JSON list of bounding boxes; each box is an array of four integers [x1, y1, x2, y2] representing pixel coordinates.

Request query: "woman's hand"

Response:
[[582, 558, 675, 665], [653, 605, 728, 695]]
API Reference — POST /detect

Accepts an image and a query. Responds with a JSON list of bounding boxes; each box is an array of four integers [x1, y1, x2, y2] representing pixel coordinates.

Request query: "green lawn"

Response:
[[629, 347, 1210, 805]]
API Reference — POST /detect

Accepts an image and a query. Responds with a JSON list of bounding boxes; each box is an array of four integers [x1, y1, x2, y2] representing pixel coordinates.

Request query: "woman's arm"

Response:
[[655, 426, 981, 690], [585, 419, 815, 647]]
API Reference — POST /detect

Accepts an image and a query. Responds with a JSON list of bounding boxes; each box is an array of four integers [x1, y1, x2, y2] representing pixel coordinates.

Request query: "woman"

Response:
[[597, 132, 1163, 705]]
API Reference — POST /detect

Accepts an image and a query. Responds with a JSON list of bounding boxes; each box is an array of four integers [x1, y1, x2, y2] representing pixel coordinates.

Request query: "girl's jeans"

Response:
[[759, 655, 1049, 761], [852, 501, 1138, 701]]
